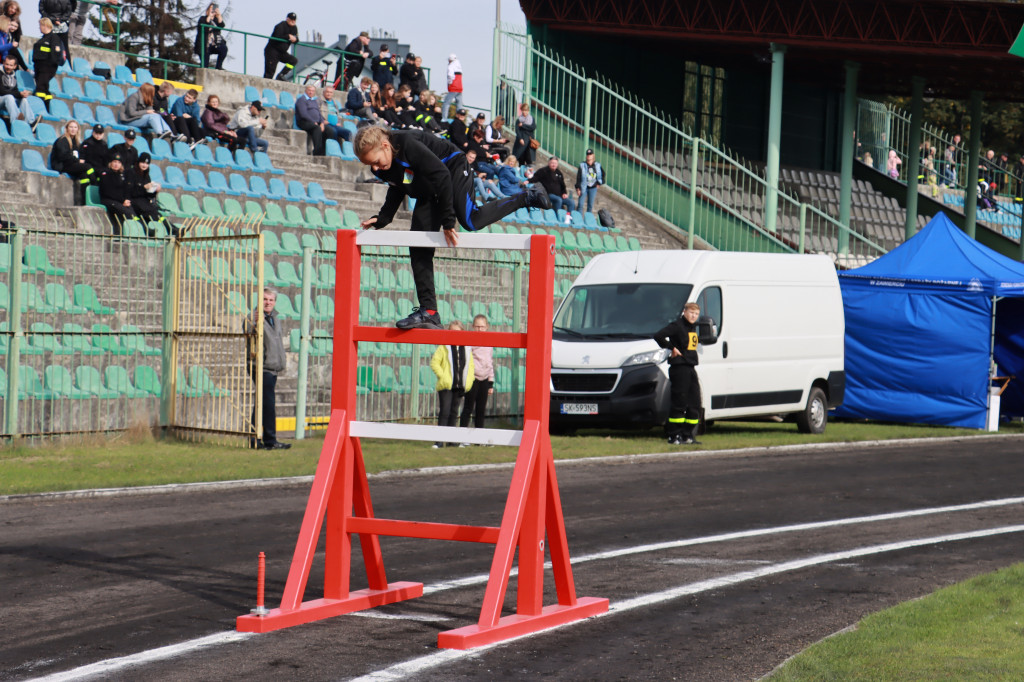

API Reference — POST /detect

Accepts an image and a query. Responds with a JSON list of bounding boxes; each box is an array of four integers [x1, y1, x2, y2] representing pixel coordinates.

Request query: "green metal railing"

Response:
[[495, 25, 884, 266]]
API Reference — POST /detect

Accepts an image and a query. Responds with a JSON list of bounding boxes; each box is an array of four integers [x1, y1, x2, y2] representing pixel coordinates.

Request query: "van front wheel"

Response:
[[796, 387, 827, 434]]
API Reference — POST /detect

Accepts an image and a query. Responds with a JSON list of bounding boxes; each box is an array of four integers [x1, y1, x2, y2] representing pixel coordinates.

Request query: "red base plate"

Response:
[[437, 597, 609, 649]]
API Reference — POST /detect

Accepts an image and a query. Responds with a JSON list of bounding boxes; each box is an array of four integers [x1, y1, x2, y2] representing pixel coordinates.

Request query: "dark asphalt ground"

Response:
[[2, 435, 1023, 681]]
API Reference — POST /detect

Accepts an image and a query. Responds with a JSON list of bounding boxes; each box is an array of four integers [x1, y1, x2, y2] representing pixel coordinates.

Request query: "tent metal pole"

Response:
[[987, 295, 1000, 429]]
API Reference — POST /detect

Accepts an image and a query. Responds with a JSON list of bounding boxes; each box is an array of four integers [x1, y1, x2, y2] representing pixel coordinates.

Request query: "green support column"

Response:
[[764, 43, 786, 235], [838, 61, 859, 255], [510, 260, 523, 417], [963, 90, 984, 239], [523, 32, 533, 107], [491, 25, 500, 120], [159, 238, 178, 430], [904, 77, 925, 240], [582, 78, 593, 157], [688, 136, 700, 249], [294, 247, 313, 440], [4, 229, 24, 437]]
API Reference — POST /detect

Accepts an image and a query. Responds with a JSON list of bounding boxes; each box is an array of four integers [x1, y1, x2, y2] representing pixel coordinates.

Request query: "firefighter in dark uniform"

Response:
[[653, 302, 703, 445], [98, 152, 136, 235], [354, 126, 551, 330], [31, 18, 64, 106]]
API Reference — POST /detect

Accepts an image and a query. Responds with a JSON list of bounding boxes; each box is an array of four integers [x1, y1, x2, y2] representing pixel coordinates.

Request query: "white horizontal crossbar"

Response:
[[350, 421, 522, 447], [356, 230, 535, 250]]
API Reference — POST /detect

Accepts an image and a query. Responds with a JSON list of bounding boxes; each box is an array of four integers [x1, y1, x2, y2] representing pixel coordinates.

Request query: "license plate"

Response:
[[560, 403, 598, 415]]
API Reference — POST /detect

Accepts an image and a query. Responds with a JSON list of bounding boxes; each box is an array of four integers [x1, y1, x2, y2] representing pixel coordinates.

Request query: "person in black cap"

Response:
[[575, 148, 605, 214], [264, 12, 298, 80], [399, 52, 421, 96], [129, 152, 168, 235], [99, 152, 136, 235], [230, 99, 269, 153], [109, 128, 139, 169], [339, 30, 371, 89], [80, 124, 110, 169], [446, 108, 469, 150], [371, 43, 397, 90]]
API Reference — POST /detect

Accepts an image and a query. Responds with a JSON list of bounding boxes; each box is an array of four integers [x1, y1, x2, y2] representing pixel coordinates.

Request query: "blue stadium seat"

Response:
[[260, 88, 279, 109], [22, 149, 59, 177], [59, 77, 90, 101], [325, 138, 344, 158], [72, 57, 104, 80], [83, 79, 108, 103], [208, 171, 239, 196], [95, 105, 130, 131], [307, 182, 337, 205], [186, 168, 212, 192], [287, 180, 312, 203], [214, 146, 239, 169], [26, 95, 61, 122], [254, 151, 283, 174], [278, 91, 296, 109], [72, 102, 98, 126], [34, 123, 58, 146], [112, 64, 134, 85], [149, 137, 174, 161], [233, 149, 256, 172], [163, 166, 198, 191], [103, 83, 125, 107], [9, 120, 44, 146], [135, 68, 155, 85], [106, 132, 124, 147], [341, 140, 356, 159], [192, 143, 219, 167], [269, 177, 289, 199], [229, 173, 258, 197], [170, 140, 196, 164], [244, 85, 260, 104], [16, 69, 34, 92], [249, 175, 279, 199]]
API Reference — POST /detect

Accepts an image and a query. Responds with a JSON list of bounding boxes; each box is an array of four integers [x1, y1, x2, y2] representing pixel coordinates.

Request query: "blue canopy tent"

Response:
[[836, 212, 1024, 429]]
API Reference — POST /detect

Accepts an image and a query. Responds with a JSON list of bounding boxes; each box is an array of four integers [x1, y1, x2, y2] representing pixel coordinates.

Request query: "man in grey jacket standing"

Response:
[[247, 288, 290, 449]]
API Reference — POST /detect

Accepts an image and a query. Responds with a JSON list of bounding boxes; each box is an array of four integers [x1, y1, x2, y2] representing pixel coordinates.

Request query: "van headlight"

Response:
[[622, 348, 670, 367]]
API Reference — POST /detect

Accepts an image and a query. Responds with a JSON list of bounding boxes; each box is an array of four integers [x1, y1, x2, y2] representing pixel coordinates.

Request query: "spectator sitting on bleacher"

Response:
[[465, 148, 505, 201], [467, 127, 489, 159], [195, 3, 227, 70], [339, 30, 370, 90], [371, 43, 397, 89], [530, 156, 575, 220], [99, 152, 135, 232], [0, 16, 18, 61], [484, 115, 510, 161], [413, 90, 442, 132], [119, 83, 174, 138], [1, 2, 26, 70], [886, 149, 901, 180], [32, 18, 63, 107], [375, 83, 403, 129], [201, 93, 238, 150], [295, 83, 336, 156], [129, 152, 166, 235], [447, 108, 469, 150], [109, 127, 138, 167], [0, 52, 37, 131], [319, 85, 351, 141], [978, 179, 999, 212], [496, 155, 526, 197], [153, 82, 186, 142], [394, 84, 418, 126], [168, 87, 203, 147], [80, 123, 109, 168], [467, 111, 485, 139], [345, 76, 375, 120], [230, 99, 268, 153], [398, 52, 421, 97], [49, 119, 97, 204]]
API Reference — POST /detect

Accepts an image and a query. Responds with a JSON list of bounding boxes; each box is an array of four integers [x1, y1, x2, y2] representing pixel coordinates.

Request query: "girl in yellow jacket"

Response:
[[429, 320, 474, 448]]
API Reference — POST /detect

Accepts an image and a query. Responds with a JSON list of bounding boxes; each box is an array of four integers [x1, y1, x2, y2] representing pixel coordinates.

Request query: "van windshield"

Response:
[[553, 283, 693, 339]]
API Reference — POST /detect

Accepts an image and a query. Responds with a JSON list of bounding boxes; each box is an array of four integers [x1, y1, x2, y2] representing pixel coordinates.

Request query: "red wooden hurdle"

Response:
[[236, 229, 607, 648]]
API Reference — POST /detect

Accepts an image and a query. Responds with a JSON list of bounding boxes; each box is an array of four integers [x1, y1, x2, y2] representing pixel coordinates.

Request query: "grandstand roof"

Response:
[[521, 0, 1024, 101]]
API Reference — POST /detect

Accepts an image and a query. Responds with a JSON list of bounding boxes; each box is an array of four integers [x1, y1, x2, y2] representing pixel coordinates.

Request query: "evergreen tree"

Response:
[[85, 0, 213, 81]]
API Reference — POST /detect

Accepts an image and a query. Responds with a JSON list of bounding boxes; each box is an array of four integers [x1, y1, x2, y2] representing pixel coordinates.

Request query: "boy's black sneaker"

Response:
[[396, 306, 442, 330], [524, 183, 552, 210]]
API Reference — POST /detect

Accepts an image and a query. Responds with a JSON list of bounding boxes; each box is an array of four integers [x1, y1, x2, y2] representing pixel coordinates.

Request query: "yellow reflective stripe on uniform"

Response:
[[683, 418, 699, 424], [39, 46, 51, 52], [668, 417, 686, 423]]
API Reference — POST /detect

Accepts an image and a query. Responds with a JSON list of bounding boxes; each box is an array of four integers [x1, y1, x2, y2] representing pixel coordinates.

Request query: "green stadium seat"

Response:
[[375, 268, 397, 292], [397, 297, 414, 318], [179, 194, 203, 217], [233, 258, 257, 285], [75, 365, 119, 398], [44, 365, 92, 398], [488, 302, 511, 326], [0, 282, 9, 311], [73, 284, 115, 315], [283, 204, 307, 228], [133, 365, 162, 396], [23, 245, 65, 275], [189, 365, 230, 397], [324, 208, 345, 230], [261, 230, 286, 255], [372, 365, 396, 392], [437, 300, 452, 323], [300, 232, 320, 252], [120, 324, 161, 356], [61, 323, 103, 355], [279, 232, 303, 255], [224, 197, 246, 218], [453, 300, 472, 324], [275, 260, 302, 288], [274, 294, 300, 320], [495, 366, 512, 393], [317, 263, 335, 289], [360, 265, 376, 291], [377, 297, 398, 323], [615, 235, 630, 251], [90, 324, 130, 355], [359, 296, 377, 323], [356, 366, 372, 394], [22, 283, 57, 313], [627, 237, 641, 250], [305, 206, 327, 230], [44, 283, 88, 313], [343, 209, 360, 229], [28, 322, 72, 355], [396, 365, 413, 393], [0, 242, 10, 272], [396, 269, 415, 293], [121, 219, 148, 239], [419, 365, 436, 391], [175, 367, 202, 397], [104, 365, 150, 398]]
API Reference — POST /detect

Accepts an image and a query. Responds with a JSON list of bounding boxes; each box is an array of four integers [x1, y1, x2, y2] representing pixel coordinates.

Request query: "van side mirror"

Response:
[[697, 316, 718, 345]]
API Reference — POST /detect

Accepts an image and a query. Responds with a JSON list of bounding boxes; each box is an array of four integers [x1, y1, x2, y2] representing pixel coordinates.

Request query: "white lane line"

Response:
[[29, 631, 254, 682], [347, 523, 1024, 682], [350, 612, 452, 623], [29, 495, 1024, 682]]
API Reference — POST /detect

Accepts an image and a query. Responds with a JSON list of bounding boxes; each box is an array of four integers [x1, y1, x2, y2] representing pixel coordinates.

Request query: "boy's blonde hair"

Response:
[[683, 302, 701, 313], [448, 320, 463, 331]]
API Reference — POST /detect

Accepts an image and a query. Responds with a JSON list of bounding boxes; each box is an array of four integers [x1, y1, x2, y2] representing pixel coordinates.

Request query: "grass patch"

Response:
[[767, 562, 1024, 681], [0, 419, 1016, 496]]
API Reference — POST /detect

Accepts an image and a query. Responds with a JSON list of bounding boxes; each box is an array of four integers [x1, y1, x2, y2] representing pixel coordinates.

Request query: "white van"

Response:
[[550, 250, 845, 434]]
